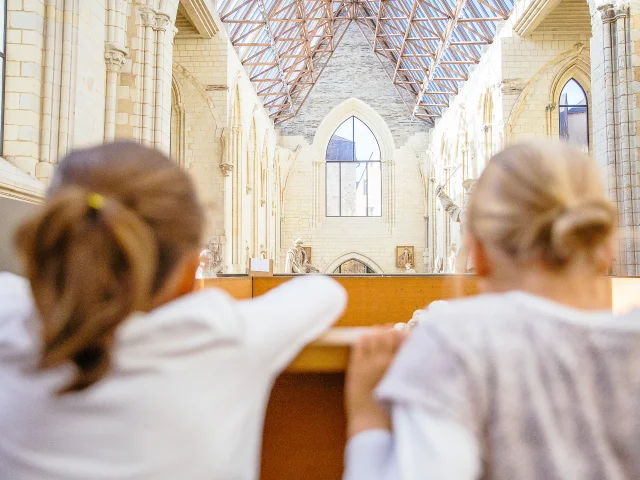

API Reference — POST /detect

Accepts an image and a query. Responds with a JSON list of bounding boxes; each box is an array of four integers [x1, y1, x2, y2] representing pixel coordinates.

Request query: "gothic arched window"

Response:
[[559, 79, 588, 152], [333, 258, 375, 274], [326, 116, 382, 217]]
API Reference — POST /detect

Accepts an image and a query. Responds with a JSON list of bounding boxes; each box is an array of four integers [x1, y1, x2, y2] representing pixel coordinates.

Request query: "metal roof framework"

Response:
[[218, 0, 514, 125]]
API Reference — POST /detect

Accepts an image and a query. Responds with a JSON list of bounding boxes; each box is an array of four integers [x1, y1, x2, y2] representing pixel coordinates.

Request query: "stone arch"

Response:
[[323, 252, 384, 274], [172, 62, 222, 135], [314, 97, 395, 160], [170, 75, 186, 168], [549, 59, 591, 147], [505, 43, 590, 141], [549, 58, 591, 105]]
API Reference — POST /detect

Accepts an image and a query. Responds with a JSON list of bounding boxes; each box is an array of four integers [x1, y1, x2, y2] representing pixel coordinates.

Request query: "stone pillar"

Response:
[[104, 43, 127, 142], [140, 6, 156, 146], [36, 0, 79, 182], [231, 125, 242, 267], [153, 12, 170, 150], [595, 3, 639, 275]]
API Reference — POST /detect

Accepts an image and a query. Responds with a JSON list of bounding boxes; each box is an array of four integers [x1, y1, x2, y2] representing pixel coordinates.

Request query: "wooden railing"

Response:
[[196, 275, 639, 480]]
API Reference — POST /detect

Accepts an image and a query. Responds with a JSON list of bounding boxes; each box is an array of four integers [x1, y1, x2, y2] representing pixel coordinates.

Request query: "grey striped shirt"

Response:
[[377, 292, 640, 480]]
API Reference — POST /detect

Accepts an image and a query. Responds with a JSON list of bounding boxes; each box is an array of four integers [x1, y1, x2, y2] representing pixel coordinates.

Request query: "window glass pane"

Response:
[[559, 79, 586, 106], [326, 162, 340, 216], [367, 162, 382, 216], [340, 162, 356, 216], [335, 259, 369, 274], [340, 162, 367, 216], [354, 117, 380, 160], [325, 116, 383, 217], [327, 117, 354, 160], [560, 104, 588, 152]]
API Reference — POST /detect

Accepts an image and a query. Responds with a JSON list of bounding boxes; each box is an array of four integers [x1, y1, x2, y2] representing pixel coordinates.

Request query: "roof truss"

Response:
[[218, 0, 514, 125]]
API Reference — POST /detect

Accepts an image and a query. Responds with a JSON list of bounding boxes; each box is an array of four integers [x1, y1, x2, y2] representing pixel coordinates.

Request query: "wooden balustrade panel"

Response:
[[191, 275, 640, 480], [260, 373, 345, 480], [253, 275, 478, 327], [195, 276, 252, 299]]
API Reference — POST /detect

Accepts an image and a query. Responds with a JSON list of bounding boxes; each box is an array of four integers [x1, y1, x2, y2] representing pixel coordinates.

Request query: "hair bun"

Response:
[[550, 202, 615, 263]]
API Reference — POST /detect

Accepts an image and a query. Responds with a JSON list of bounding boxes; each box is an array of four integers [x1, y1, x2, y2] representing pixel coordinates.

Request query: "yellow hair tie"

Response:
[[87, 193, 105, 211]]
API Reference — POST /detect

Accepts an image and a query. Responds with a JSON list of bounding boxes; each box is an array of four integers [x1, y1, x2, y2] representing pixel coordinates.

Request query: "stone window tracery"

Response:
[[326, 116, 382, 217], [559, 79, 588, 152]]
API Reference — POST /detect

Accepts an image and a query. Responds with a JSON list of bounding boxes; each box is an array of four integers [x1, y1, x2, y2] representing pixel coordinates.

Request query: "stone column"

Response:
[[104, 44, 127, 142], [153, 12, 170, 150], [36, 0, 79, 182], [140, 6, 156, 145], [312, 159, 322, 228], [596, 3, 639, 275], [231, 125, 242, 267]]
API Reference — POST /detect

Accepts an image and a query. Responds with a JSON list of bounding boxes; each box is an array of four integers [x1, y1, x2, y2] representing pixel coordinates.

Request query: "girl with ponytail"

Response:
[[0, 142, 346, 480], [343, 142, 640, 480]]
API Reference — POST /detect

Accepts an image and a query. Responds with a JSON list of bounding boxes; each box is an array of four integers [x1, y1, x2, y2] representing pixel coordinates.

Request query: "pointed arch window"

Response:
[[326, 116, 382, 217], [559, 79, 588, 152], [333, 258, 375, 274]]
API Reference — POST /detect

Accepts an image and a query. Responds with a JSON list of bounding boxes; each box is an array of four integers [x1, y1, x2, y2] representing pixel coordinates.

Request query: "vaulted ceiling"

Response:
[[217, 0, 514, 125]]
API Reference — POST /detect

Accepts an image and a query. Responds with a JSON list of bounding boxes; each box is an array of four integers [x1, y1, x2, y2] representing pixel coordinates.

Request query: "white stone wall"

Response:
[[74, 0, 106, 149], [1, 0, 640, 274], [279, 97, 429, 274], [425, 0, 594, 266]]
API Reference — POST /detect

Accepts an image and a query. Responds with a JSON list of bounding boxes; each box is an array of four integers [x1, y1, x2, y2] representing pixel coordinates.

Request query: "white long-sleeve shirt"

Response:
[[0, 272, 347, 480], [344, 292, 640, 480], [343, 408, 480, 480]]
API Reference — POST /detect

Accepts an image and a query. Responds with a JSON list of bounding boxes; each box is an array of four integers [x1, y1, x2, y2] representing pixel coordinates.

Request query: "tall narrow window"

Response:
[[0, 0, 6, 155], [559, 79, 588, 152], [326, 116, 381, 217]]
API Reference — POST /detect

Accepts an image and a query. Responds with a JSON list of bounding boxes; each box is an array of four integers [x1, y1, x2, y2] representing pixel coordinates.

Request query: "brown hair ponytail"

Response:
[[15, 142, 203, 394]]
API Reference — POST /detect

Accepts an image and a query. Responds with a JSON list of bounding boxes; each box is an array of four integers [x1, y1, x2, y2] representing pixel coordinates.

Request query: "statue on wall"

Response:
[[447, 244, 458, 273], [196, 236, 225, 278], [404, 263, 416, 274], [433, 256, 444, 273], [284, 238, 319, 274], [435, 179, 478, 273]]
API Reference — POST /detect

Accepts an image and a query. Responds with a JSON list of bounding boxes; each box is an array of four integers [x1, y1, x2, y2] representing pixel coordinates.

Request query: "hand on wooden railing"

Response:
[[345, 327, 408, 438]]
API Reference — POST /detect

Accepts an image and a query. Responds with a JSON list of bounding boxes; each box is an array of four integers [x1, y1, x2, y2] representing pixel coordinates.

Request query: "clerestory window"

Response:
[[326, 116, 382, 217]]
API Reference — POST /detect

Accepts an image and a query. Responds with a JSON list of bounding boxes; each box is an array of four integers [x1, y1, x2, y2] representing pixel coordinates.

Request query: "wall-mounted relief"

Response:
[[396, 246, 415, 268]]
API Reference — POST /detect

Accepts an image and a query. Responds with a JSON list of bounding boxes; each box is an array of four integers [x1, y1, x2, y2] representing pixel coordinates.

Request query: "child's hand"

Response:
[[345, 327, 406, 438]]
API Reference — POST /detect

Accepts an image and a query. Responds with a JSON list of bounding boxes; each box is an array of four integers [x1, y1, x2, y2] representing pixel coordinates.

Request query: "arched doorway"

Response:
[[333, 258, 376, 274]]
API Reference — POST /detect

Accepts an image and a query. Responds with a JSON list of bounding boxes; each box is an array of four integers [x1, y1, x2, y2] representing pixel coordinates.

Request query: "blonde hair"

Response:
[[467, 142, 616, 268], [15, 142, 204, 394]]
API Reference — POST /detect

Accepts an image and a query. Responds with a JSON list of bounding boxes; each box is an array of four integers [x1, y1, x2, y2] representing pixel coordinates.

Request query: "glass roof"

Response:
[[218, 0, 515, 125]]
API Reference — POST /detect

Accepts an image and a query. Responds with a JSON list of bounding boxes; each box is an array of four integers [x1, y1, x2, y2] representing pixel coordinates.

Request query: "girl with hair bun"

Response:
[[344, 141, 637, 480], [0, 142, 347, 480]]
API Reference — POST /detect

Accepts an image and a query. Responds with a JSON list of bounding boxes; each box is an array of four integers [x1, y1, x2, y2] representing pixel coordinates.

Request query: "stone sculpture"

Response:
[[435, 179, 477, 273], [196, 236, 225, 278], [447, 244, 458, 273], [433, 256, 444, 273], [284, 238, 319, 274]]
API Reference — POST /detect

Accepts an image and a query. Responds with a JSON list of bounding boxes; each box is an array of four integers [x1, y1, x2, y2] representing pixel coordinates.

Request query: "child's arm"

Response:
[[235, 275, 347, 373], [344, 406, 480, 480], [343, 327, 480, 480]]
